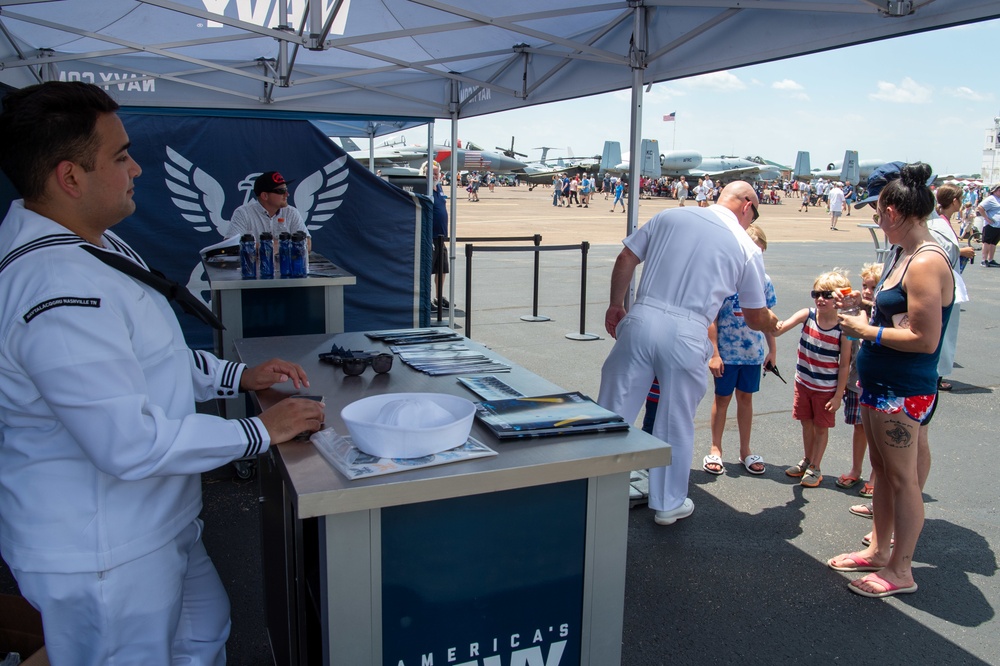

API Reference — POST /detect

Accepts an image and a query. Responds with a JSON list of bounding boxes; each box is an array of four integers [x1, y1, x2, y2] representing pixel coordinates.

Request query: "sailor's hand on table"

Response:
[[259, 397, 326, 444], [241, 358, 310, 391]]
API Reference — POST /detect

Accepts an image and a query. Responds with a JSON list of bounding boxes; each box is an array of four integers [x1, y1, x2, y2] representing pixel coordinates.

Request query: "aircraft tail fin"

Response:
[[601, 140, 622, 173], [339, 137, 362, 152], [639, 139, 660, 178], [793, 151, 811, 179], [840, 150, 860, 184]]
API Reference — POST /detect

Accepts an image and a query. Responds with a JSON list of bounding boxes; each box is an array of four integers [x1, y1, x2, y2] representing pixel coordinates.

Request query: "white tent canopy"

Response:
[[0, 1, 997, 120], [3, 0, 997, 315]]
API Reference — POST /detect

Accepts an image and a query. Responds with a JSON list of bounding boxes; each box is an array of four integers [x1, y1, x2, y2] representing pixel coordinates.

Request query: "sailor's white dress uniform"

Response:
[[598, 205, 767, 513], [0, 200, 269, 664]]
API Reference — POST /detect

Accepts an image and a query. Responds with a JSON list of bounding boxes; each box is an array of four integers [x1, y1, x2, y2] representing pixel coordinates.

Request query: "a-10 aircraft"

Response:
[[336, 136, 527, 175], [601, 140, 784, 182], [518, 147, 602, 189], [795, 151, 981, 186], [519, 139, 783, 189], [792, 150, 885, 184]]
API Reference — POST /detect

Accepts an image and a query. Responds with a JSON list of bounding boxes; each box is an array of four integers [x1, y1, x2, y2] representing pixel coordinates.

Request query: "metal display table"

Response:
[[203, 254, 356, 363], [236, 332, 671, 666]]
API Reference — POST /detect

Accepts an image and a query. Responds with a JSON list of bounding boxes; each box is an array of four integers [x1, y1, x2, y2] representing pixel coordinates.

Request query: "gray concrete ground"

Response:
[[456, 239, 999, 666], [3, 188, 998, 664]]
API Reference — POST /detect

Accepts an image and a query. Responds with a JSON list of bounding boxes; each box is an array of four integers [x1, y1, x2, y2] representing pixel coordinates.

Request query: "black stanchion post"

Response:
[[566, 241, 601, 341], [434, 234, 444, 322], [521, 233, 550, 323], [532, 234, 541, 317], [465, 243, 474, 339]]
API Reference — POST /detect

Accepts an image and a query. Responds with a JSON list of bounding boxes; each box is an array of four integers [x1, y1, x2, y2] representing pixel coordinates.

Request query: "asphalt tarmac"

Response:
[[3, 187, 997, 664]]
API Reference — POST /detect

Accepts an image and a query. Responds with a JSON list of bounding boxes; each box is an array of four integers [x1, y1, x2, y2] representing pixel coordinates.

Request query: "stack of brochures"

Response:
[[393, 343, 512, 376], [310, 427, 497, 479], [365, 328, 463, 346], [475, 392, 629, 440]]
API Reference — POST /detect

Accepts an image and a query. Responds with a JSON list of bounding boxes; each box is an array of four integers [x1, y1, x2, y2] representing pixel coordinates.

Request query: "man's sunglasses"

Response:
[[319, 345, 393, 376], [810, 290, 834, 299], [269, 188, 289, 195], [745, 197, 759, 222]]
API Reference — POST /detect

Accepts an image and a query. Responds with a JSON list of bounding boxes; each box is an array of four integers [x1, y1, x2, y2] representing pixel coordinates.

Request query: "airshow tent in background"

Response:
[[1, 0, 999, 310]]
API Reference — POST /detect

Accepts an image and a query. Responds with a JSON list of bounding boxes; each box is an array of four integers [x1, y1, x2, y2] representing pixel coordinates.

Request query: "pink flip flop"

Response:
[[828, 552, 881, 572], [848, 573, 918, 598]]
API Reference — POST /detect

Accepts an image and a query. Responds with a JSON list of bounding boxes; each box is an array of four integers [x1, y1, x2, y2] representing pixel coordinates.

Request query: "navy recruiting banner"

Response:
[[118, 113, 431, 349]]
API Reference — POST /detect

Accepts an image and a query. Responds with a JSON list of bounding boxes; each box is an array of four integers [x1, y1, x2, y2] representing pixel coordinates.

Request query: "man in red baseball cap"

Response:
[[229, 170, 311, 248]]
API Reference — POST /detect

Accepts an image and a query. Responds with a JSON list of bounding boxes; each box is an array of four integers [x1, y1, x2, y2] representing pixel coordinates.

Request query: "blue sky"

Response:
[[383, 19, 999, 177]]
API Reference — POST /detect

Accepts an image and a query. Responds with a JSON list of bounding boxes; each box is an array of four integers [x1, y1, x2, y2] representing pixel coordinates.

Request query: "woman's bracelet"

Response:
[[875, 326, 884, 345]]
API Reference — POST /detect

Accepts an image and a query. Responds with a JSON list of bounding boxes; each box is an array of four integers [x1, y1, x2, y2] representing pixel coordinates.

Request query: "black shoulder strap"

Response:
[[80, 245, 224, 331]]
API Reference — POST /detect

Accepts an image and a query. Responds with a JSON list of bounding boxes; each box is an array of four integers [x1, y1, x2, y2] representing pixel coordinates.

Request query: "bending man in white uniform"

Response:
[[598, 181, 779, 526], [0, 82, 326, 665]]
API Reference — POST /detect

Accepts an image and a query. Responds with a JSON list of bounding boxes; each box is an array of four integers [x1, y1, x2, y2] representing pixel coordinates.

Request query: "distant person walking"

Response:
[[828, 182, 845, 230], [976, 183, 1000, 267], [610, 180, 626, 213]]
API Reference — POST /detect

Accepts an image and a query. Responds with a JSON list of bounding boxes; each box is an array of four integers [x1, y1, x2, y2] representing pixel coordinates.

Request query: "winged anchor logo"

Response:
[[163, 146, 350, 304]]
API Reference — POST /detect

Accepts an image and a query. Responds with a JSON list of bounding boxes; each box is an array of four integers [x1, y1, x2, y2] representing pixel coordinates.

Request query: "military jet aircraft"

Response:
[[793, 150, 885, 184], [603, 140, 784, 182], [337, 136, 528, 175]]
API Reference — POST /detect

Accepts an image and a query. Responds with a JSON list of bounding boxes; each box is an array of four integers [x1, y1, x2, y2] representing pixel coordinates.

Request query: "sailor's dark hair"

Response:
[[878, 162, 934, 221], [0, 81, 120, 200]]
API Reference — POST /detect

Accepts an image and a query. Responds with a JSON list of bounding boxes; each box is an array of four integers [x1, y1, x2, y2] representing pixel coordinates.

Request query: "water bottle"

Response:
[[290, 231, 307, 278], [239, 234, 256, 279], [258, 232, 274, 279], [278, 232, 292, 278]]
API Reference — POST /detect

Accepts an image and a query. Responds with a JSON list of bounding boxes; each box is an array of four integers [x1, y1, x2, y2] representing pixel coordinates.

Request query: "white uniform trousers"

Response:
[[598, 298, 711, 512], [14, 519, 230, 666]]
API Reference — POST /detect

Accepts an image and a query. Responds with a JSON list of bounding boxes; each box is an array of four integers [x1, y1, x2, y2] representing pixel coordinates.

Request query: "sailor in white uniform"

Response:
[[598, 182, 778, 526], [0, 82, 325, 665]]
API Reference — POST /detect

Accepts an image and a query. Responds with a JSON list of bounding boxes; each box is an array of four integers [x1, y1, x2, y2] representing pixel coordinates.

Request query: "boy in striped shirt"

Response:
[[773, 269, 853, 487]]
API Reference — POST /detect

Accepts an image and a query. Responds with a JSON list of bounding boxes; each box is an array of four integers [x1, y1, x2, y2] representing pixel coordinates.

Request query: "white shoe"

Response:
[[654, 498, 694, 525]]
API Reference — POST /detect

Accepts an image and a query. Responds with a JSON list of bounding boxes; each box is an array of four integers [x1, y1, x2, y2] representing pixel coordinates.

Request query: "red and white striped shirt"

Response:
[[795, 308, 843, 392]]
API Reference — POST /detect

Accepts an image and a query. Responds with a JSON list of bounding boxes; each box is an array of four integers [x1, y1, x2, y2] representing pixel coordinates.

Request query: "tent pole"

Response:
[[426, 121, 436, 317], [367, 130, 375, 173], [448, 79, 460, 328], [625, 2, 647, 310]]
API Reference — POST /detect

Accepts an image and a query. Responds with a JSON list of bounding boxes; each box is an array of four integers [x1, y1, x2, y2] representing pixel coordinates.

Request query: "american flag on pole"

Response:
[[663, 112, 676, 122]]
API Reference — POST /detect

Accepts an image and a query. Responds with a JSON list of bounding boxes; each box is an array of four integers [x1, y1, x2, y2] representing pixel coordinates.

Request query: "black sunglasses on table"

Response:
[[318, 345, 393, 376]]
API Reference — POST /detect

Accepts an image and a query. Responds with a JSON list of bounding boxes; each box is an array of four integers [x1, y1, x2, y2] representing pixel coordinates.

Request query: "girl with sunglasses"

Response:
[[772, 269, 853, 488]]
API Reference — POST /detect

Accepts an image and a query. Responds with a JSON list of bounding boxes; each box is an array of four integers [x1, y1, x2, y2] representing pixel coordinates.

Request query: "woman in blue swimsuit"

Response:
[[828, 163, 955, 598]]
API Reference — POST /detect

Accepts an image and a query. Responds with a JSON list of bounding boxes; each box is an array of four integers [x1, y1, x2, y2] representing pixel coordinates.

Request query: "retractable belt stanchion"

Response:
[[565, 241, 600, 341], [463, 240, 601, 341]]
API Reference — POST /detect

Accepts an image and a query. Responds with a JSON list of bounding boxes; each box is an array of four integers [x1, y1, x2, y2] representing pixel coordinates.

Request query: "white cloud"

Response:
[[679, 71, 746, 91], [869, 77, 932, 104], [948, 86, 989, 102], [772, 79, 804, 91]]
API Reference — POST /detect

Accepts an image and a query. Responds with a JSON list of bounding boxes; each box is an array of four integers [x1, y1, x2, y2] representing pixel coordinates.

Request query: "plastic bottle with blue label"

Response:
[[239, 234, 256, 279], [290, 231, 308, 277], [278, 232, 292, 278], [258, 232, 274, 279]]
